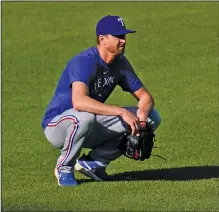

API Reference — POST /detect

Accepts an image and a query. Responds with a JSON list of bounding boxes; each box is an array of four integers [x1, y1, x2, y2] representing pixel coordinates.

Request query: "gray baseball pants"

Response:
[[44, 107, 161, 172]]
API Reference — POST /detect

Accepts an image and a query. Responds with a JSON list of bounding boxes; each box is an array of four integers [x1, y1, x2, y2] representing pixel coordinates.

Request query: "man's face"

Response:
[[102, 34, 126, 55]]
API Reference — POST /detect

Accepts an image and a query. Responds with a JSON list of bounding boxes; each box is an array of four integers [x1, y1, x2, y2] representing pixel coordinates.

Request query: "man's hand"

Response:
[[121, 109, 140, 135]]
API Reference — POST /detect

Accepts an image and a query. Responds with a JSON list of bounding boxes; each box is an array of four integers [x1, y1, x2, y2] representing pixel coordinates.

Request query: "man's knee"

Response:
[[77, 112, 96, 129], [148, 109, 161, 131]]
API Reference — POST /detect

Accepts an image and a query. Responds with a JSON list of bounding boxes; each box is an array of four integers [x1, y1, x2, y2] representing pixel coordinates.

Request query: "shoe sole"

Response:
[[54, 168, 62, 186], [74, 162, 103, 181]]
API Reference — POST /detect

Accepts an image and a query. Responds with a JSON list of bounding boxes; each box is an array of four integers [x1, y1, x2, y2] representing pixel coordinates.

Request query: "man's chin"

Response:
[[118, 48, 125, 55]]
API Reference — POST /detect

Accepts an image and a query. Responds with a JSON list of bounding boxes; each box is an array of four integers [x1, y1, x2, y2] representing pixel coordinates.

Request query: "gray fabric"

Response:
[[44, 107, 161, 172]]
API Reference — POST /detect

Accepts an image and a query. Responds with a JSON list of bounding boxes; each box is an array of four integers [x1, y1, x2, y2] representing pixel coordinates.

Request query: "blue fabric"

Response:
[[41, 47, 143, 129], [96, 15, 136, 36]]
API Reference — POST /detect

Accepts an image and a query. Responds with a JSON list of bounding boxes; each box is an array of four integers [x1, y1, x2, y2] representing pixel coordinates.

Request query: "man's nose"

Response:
[[120, 39, 126, 44]]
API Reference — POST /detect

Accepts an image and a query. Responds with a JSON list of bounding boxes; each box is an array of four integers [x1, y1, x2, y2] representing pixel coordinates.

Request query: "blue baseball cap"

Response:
[[96, 15, 136, 36]]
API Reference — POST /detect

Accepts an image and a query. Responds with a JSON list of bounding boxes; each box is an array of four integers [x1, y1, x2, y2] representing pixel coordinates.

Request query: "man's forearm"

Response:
[[73, 96, 125, 116], [138, 96, 154, 116]]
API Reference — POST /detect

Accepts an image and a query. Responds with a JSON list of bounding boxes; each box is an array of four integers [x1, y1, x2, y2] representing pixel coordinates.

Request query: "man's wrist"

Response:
[[118, 107, 126, 116], [137, 109, 147, 121]]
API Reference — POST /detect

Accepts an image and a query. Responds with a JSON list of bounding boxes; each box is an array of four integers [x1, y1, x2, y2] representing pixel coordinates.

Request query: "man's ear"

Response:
[[99, 35, 104, 42]]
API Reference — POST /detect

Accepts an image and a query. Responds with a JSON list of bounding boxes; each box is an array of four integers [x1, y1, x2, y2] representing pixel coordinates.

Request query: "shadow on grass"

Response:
[[77, 166, 219, 184]]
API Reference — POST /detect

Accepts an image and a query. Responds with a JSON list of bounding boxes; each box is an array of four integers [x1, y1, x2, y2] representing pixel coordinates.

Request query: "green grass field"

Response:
[[2, 2, 219, 211]]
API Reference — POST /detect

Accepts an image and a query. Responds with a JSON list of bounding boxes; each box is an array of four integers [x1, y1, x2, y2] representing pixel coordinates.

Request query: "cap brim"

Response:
[[111, 29, 136, 36]]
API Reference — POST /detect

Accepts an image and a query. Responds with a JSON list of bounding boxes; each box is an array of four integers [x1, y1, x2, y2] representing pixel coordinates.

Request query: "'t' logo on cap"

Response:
[[117, 18, 125, 27]]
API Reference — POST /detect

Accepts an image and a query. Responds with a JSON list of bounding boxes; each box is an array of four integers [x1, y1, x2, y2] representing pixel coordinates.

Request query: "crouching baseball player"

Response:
[[42, 15, 161, 186]]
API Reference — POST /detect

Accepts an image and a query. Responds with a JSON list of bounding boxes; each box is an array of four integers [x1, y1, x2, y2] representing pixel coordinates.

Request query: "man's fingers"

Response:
[[131, 122, 140, 135], [129, 118, 140, 135], [123, 111, 140, 135], [130, 124, 136, 135], [134, 122, 140, 131]]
